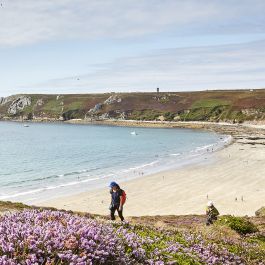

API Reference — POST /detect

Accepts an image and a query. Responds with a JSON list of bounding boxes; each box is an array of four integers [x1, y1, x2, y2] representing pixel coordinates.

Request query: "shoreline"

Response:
[[2, 117, 265, 134], [39, 122, 265, 217]]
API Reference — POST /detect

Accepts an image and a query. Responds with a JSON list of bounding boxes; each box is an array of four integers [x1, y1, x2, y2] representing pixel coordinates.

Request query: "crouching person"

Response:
[[109, 181, 126, 221], [206, 201, 219, 226]]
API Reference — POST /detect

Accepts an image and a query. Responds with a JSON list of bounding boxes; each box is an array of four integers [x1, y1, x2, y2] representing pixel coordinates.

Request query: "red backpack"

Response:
[[121, 189, 127, 205]]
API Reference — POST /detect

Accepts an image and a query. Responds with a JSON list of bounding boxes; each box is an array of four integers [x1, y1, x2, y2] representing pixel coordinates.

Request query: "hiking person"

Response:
[[109, 181, 126, 221], [206, 201, 219, 225]]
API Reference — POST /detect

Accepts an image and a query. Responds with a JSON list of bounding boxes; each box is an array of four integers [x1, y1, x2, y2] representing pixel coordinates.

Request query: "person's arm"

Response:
[[118, 190, 123, 211], [109, 190, 113, 210], [118, 196, 123, 211]]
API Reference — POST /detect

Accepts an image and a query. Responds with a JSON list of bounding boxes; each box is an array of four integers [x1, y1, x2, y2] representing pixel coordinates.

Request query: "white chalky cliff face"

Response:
[[7, 96, 31, 115], [0, 95, 16, 106]]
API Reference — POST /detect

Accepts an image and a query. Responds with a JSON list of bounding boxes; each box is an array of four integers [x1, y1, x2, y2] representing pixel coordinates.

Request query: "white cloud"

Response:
[[27, 40, 265, 93], [0, 0, 264, 46], [1, 0, 265, 96]]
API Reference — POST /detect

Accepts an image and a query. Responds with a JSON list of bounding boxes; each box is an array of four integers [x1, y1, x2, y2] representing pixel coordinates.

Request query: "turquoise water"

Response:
[[0, 121, 230, 204]]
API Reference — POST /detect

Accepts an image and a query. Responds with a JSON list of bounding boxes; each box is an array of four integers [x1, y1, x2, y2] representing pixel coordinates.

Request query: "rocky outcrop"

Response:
[[0, 96, 15, 106], [87, 95, 122, 119], [98, 113, 110, 120], [88, 103, 103, 114], [36, 99, 44, 106], [242, 109, 261, 116], [119, 112, 126, 120], [104, 95, 122, 105], [7, 96, 31, 115], [241, 108, 265, 120], [255, 207, 265, 217], [157, 115, 165, 121]]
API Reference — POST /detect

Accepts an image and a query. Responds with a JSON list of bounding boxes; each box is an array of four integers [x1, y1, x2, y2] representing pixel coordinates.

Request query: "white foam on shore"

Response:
[[0, 176, 102, 200], [127, 161, 159, 171]]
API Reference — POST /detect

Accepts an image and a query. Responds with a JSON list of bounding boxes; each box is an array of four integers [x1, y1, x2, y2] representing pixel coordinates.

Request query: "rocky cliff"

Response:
[[0, 89, 265, 123]]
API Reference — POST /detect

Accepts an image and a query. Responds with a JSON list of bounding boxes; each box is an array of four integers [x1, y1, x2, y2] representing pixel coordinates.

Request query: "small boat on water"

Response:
[[23, 124, 29, 127], [130, 131, 138, 135]]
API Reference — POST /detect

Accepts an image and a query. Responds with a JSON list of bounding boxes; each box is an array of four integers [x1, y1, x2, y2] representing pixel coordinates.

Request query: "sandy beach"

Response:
[[40, 123, 265, 217]]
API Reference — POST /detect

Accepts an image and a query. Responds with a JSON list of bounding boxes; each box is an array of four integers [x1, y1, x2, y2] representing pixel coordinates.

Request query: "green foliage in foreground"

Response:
[[218, 216, 258, 235]]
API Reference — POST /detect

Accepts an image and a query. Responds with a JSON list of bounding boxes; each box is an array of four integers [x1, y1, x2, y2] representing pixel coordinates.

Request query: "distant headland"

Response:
[[1, 89, 265, 124]]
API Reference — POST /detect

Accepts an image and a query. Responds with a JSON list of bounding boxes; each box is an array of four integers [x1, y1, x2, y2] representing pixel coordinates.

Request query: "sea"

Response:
[[0, 121, 231, 204]]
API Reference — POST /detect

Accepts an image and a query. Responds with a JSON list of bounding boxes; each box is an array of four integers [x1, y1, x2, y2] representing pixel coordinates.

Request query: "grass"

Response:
[[63, 100, 86, 112], [180, 99, 232, 122], [130, 109, 162, 121], [0, 201, 31, 212], [42, 98, 63, 115], [191, 99, 230, 109]]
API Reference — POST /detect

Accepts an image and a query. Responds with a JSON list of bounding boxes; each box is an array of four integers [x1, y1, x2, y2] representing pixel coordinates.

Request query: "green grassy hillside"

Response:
[[1, 89, 265, 123]]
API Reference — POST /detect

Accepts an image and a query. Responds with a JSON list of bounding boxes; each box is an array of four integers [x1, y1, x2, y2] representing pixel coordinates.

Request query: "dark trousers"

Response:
[[206, 215, 217, 226], [110, 205, 124, 221]]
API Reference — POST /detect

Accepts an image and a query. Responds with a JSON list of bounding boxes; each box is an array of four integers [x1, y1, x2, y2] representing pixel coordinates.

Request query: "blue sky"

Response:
[[0, 0, 265, 96]]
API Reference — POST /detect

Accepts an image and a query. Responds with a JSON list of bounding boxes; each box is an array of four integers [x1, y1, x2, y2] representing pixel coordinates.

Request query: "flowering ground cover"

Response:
[[0, 209, 264, 264]]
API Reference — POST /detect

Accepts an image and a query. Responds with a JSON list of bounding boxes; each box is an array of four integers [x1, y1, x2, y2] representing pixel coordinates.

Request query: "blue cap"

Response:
[[109, 181, 118, 188]]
